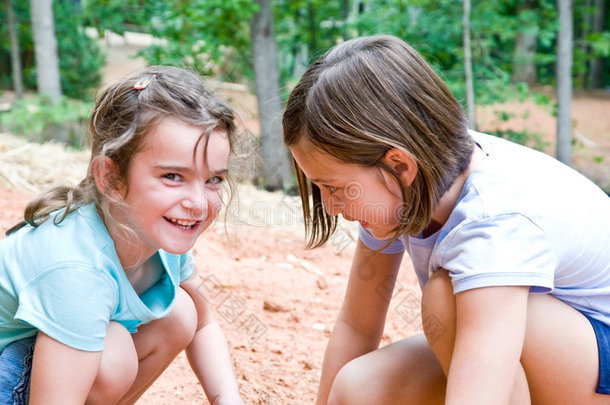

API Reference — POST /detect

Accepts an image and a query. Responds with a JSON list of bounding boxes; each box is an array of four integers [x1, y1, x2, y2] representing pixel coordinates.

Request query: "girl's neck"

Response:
[[125, 253, 164, 295], [101, 207, 155, 272], [427, 144, 486, 233], [105, 218, 161, 294]]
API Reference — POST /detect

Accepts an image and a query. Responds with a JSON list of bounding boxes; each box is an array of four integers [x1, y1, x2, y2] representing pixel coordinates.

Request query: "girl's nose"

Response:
[[323, 192, 344, 217], [182, 188, 208, 222]]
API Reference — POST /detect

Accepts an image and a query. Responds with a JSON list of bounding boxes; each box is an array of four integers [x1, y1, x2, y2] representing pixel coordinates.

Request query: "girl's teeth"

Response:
[[175, 219, 194, 226], [168, 218, 197, 228]]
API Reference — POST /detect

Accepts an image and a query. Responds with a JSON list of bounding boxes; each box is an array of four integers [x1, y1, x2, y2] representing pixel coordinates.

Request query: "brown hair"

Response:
[[9, 66, 237, 234], [283, 35, 473, 248]]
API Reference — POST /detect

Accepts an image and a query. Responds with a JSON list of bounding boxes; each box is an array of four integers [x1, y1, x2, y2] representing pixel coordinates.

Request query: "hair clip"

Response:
[[134, 74, 157, 90]]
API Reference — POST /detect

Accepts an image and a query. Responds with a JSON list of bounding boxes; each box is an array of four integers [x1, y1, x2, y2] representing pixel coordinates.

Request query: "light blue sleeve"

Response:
[[157, 250, 195, 283], [358, 224, 405, 254], [15, 266, 117, 352], [179, 252, 195, 281], [437, 213, 557, 293]]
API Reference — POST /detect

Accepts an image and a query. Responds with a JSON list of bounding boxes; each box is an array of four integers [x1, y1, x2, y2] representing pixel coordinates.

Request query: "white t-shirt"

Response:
[[360, 131, 610, 326]]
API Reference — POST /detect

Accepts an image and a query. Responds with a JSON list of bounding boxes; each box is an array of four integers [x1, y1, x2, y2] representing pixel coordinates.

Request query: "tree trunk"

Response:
[[29, 0, 62, 104], [512, 0, 538, 86], [463, 0, 476, 129], [513, 30, 538, 86], [556, 0, 573, 165], [307, 2, 317, 55], [588, 0, 605, 88], [6, 0, 24, 99], [579, 0, 593, 87], [251, 0, 295, 191], [341, 0, 349, 40]]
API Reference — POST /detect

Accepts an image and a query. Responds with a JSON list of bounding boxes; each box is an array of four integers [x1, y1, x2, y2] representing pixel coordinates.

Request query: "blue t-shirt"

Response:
[[360, 131, 610, 326], [0, 204, 194, 352]]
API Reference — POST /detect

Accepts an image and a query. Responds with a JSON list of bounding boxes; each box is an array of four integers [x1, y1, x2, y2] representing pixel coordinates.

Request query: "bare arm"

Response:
[[181, 274, 244, 405], [447, 285, 529, 405], [29, 332, 102, 405], [316, 240, 404, 405]]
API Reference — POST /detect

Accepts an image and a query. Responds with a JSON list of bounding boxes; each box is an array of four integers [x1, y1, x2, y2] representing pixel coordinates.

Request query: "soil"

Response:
[[0, 33, 608, 404], [0, 185, 420, 405]]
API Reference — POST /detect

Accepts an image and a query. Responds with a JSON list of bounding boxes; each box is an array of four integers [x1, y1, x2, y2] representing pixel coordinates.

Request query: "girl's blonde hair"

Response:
[[11, 66, 236, 233], [283, 35, 474, 248]]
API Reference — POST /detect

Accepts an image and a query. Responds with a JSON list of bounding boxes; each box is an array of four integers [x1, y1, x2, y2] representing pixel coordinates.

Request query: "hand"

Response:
[[212, 392, 245, 405]]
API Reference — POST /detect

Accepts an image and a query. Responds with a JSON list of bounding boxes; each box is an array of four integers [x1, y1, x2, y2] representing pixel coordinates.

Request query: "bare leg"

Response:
[[422, 269, 607, 405], [421, 270, 531, 404], [522, 294, 607, 405], [327, 334, 445, 405], [117, 288, 198, 405], [86, 322, 138, 405]]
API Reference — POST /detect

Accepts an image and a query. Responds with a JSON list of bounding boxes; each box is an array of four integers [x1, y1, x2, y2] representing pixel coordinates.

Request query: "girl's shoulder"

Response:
[[466, 131, 609, 217], [2, 203, 122, 283]]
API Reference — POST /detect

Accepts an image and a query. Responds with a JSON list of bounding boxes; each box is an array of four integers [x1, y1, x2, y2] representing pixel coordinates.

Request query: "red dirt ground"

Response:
[[0, 186, 419, 404]]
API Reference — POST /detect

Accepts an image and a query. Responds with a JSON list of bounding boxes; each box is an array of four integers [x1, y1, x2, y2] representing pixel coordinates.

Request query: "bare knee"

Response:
[[328, 357, 375, 405], [86, 322, 138, 405], [125, 288, 197, 379], [134, 288, 198, 356], [161, 288, 198, 349], [421, 270, 454, 338], [328, 338, 446, 405], [421, 269, 456, 374]]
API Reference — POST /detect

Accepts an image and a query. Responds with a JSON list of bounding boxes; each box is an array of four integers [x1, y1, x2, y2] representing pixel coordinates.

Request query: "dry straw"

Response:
[[0, 133, 89, 194], [0, 132, 312, 234]]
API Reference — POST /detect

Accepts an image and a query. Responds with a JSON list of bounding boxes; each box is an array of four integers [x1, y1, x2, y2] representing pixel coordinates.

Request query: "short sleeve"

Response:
[[358, 224, 405, 254], [437, 213, 557, 293], [15, 266, 117, 352]]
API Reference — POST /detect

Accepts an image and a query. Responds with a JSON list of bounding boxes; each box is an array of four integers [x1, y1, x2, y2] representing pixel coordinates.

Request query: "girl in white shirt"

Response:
[[283, 34, 610, 405]]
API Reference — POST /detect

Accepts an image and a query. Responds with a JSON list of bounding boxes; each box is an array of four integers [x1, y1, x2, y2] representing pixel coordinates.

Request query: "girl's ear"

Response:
[[92, 156, 124, 201], [381, 148, 418, 186]]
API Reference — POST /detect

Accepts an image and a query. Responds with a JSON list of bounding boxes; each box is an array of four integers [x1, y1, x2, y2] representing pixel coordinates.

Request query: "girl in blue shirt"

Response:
[[0, 66, 244, 404], [283, 35, 610, 405]]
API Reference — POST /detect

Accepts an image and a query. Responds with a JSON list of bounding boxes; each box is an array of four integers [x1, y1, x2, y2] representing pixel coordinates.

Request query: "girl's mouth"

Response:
[[165, 217, 200, 230]]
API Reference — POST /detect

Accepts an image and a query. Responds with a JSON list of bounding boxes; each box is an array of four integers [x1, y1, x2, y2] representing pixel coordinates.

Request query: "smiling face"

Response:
[[290, 138, 407, 240], [108, 117, 230, 267]]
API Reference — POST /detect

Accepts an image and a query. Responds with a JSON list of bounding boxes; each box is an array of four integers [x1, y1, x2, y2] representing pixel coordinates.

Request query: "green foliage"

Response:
[[488, 109, 548, 151], [83, 0, 155, 35], [273, 0, 348, 93], [84, 0, 259, 81], [586, 32, 610, 57], [80, 0, 609, 102], [4, 0, 605, 112], [272, 0, 565, 106], [0, 96, 92, 148], [54, 2, 105, 100], [490, 128, 548, 151], [0, 0, 104, 100], [0, 0, 34, 89]]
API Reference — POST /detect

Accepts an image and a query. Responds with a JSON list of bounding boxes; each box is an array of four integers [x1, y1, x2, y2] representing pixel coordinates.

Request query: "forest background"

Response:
[[1, 0, 610, 193]]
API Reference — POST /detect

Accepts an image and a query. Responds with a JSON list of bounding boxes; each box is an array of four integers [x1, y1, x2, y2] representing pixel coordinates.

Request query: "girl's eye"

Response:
[[325, 185, 337, 194], [207, 176, 224, 186], [163, 173, 183, 182]]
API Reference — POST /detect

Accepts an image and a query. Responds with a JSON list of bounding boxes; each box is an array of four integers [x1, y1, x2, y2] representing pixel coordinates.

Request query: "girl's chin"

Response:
[[361, 223, 394, 240], [162, 243, 196, 255], [370, 230, 394, 239]]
